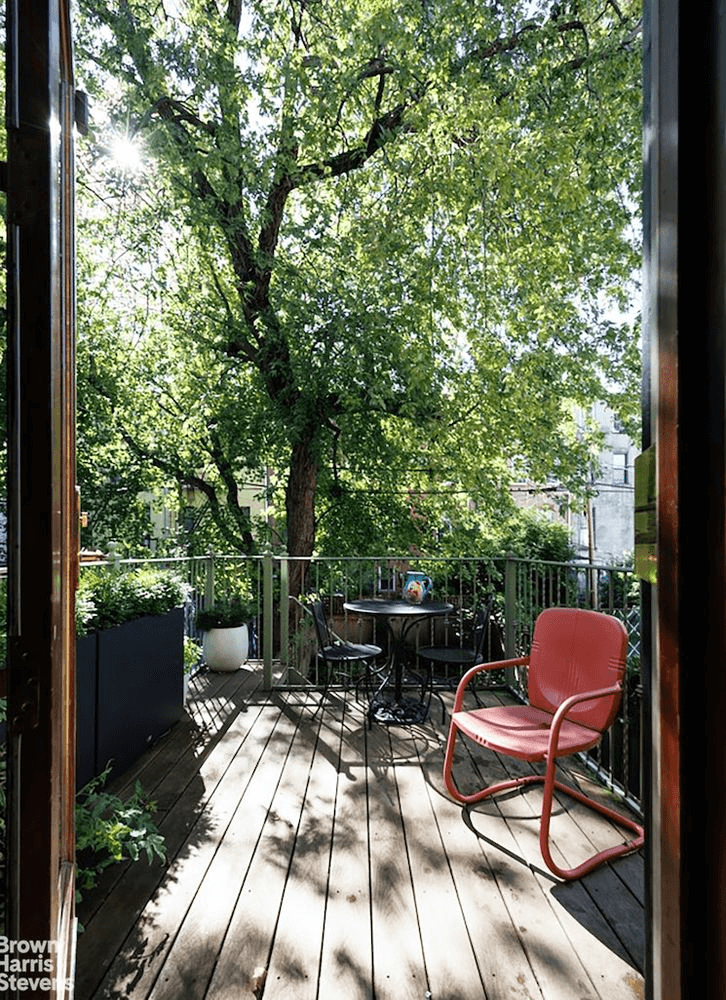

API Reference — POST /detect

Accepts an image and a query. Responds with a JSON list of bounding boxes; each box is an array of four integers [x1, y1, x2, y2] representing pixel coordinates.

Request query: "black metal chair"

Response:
[[417, 596, 494, 721], [292, 597, 382, 708]]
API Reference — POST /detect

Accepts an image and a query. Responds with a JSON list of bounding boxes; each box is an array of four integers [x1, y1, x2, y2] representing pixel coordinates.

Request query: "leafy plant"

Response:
[[75, 764, 166, 902], [75, 589, 97, 637], [183, 635, 201, 676], [0, 712, 166, 930], [77, 567, 189, 634], [195, 595, 257, 631]]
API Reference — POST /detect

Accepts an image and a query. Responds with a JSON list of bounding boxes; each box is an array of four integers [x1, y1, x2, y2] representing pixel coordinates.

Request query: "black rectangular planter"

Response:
[[76, 607, 184, 788], [76, 632, 98, 790]]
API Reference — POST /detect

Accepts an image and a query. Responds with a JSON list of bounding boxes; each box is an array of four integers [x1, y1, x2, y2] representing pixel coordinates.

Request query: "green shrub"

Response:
[[77, 567, 189, 634], [183, 635, 201, 675], [195, 595, 257, 630], [0, 704, 166, 932]]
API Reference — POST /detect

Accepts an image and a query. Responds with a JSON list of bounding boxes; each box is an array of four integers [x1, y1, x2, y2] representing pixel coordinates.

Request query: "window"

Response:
[[613, 453, 628, 484]]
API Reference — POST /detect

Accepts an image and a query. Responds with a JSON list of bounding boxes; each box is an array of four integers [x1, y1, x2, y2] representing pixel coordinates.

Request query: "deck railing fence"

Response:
[[77, 550, 643, 812]]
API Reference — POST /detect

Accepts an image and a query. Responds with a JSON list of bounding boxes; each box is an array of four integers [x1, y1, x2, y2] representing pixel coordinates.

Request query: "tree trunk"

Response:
[[286, 436, 319, 597]]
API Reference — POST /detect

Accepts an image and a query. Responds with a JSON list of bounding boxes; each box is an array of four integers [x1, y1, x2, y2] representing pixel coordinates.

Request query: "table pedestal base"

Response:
[[368, 693, 430, 726]]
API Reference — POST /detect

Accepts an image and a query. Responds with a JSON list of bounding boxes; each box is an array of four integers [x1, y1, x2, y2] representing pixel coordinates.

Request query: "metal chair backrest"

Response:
[[528, 607, 628, 732], [310, 600, 334, 651], [471, 595, 494, 661]]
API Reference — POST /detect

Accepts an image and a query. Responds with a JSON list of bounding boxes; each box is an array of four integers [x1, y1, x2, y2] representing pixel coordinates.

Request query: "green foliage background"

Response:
[[71, 0, 642, 561]]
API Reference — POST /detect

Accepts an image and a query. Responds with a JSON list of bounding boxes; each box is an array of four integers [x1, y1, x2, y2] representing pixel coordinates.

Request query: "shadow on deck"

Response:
[[75, 665, 645, 1000]]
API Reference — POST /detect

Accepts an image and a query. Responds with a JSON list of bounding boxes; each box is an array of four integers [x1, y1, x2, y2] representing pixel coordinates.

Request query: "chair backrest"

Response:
[[310, 600, 333, 651], [528, 607, 628, 732], [471, 595, 494, 660]]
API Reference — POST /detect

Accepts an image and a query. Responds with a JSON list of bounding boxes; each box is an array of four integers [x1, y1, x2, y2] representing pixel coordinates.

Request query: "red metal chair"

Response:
[[442, 607, 645, 880]]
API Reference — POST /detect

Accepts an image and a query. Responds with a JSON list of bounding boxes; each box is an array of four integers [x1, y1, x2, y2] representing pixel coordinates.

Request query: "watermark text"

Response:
[[0, 939, 71, 992]]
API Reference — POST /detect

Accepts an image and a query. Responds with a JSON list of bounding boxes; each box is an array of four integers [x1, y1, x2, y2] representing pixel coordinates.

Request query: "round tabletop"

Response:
[[343, 598, 453, 617]]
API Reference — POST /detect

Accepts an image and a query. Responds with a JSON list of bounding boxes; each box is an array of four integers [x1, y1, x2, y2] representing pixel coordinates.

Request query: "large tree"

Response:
[[74, 0, 642, 578]]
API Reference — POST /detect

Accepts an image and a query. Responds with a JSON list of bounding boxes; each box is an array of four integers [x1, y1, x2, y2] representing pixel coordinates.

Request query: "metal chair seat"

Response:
[[292, 597, 382, 708], [318, 641, 382, 664], [417, 646, 482, 667]]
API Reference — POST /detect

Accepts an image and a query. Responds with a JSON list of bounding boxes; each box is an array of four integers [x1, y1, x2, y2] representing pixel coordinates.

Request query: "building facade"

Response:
[[510, 402, 636, 565]]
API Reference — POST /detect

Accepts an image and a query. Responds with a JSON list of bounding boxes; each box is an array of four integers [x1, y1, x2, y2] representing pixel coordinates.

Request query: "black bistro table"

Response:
[[343, 598, 453, 725]]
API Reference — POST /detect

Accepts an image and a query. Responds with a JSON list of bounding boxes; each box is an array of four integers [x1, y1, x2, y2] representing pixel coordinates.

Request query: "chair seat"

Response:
[[320, 642, 381, 663], [452, 704, 602, 762], [418, 646, 477, 665]]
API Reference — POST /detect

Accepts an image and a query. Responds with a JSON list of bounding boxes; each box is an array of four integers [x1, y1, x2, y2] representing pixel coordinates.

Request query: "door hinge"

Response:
[[8, 638, 40, 732]]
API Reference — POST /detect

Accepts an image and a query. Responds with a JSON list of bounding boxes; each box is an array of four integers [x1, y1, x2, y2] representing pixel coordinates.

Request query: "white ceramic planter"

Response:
[[203, 624, 249, 672]]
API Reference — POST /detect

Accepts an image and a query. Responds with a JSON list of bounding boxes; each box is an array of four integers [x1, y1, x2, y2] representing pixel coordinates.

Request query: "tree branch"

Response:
[[226, 0, 242, 31], [119, 426, 255, 554], [153, 95, 217, 137], [462, 11, 639, 76]]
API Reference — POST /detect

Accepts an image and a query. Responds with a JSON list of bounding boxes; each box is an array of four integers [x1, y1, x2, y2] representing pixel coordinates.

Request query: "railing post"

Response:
[[105, 540, 122, 573], [279, 549, 289, 666], [262, 544, 273, 690], [204, 551, 215, 610], [504, 552, 516, 659]]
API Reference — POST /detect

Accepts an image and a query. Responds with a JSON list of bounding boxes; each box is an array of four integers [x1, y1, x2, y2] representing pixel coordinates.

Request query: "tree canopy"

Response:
[[73, 0, 642, 571]]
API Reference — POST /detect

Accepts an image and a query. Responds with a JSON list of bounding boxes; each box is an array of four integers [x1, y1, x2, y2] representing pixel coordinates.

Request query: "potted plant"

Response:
[[196, 596, 257, 672], [76, 567, 190, 786]]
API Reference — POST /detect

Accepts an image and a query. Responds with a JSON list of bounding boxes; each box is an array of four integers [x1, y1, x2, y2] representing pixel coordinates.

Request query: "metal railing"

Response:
[[78, 550, 643, 813]]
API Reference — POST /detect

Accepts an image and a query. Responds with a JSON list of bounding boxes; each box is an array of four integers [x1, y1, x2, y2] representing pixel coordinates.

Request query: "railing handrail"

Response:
[[501, 555, 634, 572], [76, 551, 635, 573]]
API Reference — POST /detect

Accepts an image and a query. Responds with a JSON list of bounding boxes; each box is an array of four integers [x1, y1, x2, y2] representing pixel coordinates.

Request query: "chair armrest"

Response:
[[547, 682, 623, 756], [452, 656, 530, 714]]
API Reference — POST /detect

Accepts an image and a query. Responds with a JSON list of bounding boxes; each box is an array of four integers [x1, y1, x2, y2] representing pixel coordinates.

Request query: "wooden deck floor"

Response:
[[75, 666, 646, 1000]]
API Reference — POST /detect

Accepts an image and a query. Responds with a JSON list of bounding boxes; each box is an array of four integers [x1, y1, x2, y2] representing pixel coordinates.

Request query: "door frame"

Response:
[[5, 3, 79, 995]]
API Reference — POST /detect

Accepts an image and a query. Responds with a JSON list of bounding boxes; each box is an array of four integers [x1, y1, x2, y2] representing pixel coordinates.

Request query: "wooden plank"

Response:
[[393, 728, 486, 999], [572, 864, 646, 973], [611, 851, 645, 906], [316, 699, 374, 1000], [262, 711, 337, 998], [265, 696, 366, 999], [185, 667, 265, 740], [191, 692, 327, 1000], [367, 721, 428, 1000], [416, 731, 544, 1000], [459, 809, 593, 997], [80, 697, 283, 1000], [144, 695, 310, 1000]]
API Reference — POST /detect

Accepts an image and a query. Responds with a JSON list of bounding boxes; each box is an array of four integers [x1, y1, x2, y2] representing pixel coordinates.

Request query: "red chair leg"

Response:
[[537, 756, 645, 880], [443, 725, 644, 879]]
